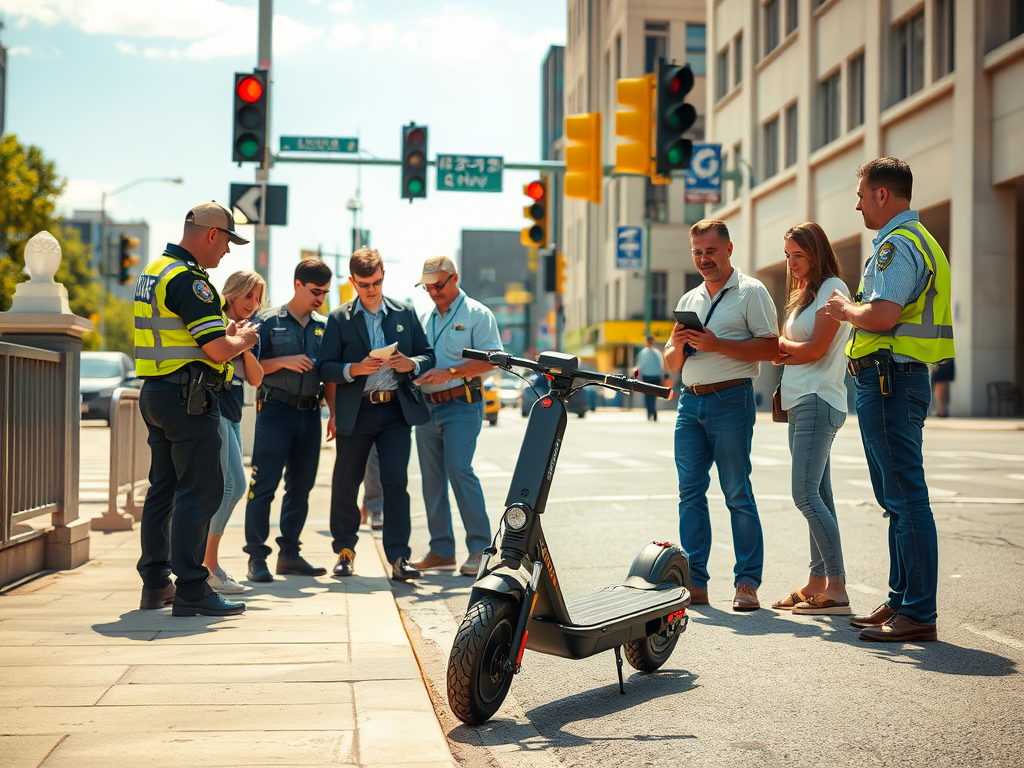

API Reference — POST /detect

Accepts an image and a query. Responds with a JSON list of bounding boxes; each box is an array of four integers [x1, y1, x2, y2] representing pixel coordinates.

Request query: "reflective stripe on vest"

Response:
[[847, 222, 955, 364]]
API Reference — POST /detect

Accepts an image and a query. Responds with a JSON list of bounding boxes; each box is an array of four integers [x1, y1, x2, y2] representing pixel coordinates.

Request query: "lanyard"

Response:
[[430, 295, 465, 348], [703, 286, 732, 328]]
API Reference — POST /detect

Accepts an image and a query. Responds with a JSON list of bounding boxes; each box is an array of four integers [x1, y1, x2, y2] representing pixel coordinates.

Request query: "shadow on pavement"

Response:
[[863, 642, 1018, 677]]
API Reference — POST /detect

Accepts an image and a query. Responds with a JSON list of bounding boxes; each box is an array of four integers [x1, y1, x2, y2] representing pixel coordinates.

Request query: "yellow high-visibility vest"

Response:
[[134, 255, 229, 378], [847, 222, 955, 363]]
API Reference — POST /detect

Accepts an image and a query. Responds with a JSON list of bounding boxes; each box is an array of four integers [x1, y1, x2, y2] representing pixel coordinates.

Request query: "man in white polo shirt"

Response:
[[664, 219, 779, 612]]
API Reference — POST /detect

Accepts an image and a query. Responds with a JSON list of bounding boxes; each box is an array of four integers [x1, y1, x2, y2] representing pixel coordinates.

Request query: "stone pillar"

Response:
[[0, 231, 93, 571]]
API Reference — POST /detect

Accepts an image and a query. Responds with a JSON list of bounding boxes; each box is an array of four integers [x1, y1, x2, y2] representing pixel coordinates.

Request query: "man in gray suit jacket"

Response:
[[316, 248, 434, 581]]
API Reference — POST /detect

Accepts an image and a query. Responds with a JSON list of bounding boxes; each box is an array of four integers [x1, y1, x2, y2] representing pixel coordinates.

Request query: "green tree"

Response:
[[0, 134, 101, 348]]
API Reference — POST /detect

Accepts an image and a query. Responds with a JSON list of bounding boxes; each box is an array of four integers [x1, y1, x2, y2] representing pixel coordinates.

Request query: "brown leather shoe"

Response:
[[332, 549, 355, 577], [732, 582, 760, 612], [859, 614, 937, 642], [688, 586, 709, 605], [850, 602, 896, 628], [411, 551, 457, 570]]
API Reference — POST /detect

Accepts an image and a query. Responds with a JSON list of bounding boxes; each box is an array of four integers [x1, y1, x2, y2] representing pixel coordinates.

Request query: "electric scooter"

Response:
[[446, 349, 693, 725]]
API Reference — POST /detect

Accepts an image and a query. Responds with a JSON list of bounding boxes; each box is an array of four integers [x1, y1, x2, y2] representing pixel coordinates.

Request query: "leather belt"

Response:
[[682, 378, 748, 396], [428, 385, 482, 405], [262, 387, 321, 410], [363, 390, 396, 404], [847, 353, 926, 376]]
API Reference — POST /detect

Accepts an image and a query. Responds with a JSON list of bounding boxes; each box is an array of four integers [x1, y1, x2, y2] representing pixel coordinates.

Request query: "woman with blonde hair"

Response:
[[771, 223, 853, 615], [204, 270, 267, 593]]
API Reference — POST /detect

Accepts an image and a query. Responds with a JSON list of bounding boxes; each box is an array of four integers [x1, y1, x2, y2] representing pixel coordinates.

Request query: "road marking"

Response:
[[1008, 474, 1024, 481], [547, 493, 677, 504], [962, 624, 1024, 653], [928, 474, 969, 481], [751, 455, 788, 466], [655, 450, 675, 458], [849, 583, 885, 595], [831, 454, 868, 465], [925, 450, 1024, 462]]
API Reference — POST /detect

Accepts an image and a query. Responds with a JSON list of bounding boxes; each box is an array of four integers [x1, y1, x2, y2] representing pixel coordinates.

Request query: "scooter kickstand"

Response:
[[614, 646, 625, 695]]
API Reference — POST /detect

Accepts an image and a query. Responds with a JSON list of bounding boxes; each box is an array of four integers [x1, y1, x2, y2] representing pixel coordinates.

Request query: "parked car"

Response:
[[519, 372, 589, 418], [80, 352, 138, 423], [495, 370, 527, 408], [482, 376, 499, 426]]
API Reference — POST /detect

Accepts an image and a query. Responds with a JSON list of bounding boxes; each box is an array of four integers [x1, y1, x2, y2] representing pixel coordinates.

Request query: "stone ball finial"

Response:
[[24, 231, 62, 284]]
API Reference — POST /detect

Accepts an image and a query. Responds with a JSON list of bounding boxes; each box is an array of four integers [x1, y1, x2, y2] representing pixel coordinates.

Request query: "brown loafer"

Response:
[[859, 614, 937, 642], [411, 551, 457, 570], [732, 582, 760, 612], [688, 586, 709, 605], [332, 549, 355, 577], [850, 602, 896, 628]]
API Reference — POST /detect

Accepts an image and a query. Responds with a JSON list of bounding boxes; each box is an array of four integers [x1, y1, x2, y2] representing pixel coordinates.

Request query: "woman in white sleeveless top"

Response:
[[771, 223, 853, 615]]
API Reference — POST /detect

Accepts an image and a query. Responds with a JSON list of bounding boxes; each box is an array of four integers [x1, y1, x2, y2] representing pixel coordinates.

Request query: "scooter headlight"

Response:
[[504, 506, 527, 530]]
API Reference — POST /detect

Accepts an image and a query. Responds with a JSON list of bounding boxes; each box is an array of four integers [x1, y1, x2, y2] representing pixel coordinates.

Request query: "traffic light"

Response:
[[119, 234, 140, 285], [614, 74, 654, 176], [555, 252, 568, 294], [654, 59, 697, 178], [401, 122, 428, 200], [543, 252, 557, 292], [232, 70, 268, 164], [564, 113, 603, 204], [520, 175, 550, 247]]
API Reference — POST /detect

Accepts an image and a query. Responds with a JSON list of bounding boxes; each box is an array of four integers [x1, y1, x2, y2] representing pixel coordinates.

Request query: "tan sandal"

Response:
[[771, 588, 812, 611]]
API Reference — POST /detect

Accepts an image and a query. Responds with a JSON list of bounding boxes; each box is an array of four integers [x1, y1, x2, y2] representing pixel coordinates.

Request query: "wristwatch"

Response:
[[449, 366, 460, 380]]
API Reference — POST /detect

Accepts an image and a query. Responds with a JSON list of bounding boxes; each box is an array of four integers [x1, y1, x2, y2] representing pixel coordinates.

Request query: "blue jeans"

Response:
[[415, 398, 491, 558], [642, 375, 662, 419], [855, 363, 937, 624], [675, 380, 763, 590], [787, 395, 846, 579], [243, 401, 322, 560], [210, 418, 245, 536]]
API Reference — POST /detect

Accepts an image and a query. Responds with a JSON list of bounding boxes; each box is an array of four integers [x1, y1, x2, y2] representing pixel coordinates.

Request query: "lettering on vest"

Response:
[[136, 275, 158, 302]]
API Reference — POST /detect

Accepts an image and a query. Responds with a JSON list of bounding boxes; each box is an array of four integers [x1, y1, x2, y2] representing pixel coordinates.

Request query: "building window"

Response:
[[651, 272, 668, 321], [716, 46, 731, 100], [935, 0, 955, 79], [786, 0, 799, 35], [734, 32, 743, 84], [784, 102, 798, 168], [762, 116, 779, 180], [763, 0, 780, 57], [817, 70, 841, 149], [645, 22, 668, 74], [848, 52, 865, 129], [686, 24, 707, 76], [645, 178, 668, 223], [893, 10, 925, 105]]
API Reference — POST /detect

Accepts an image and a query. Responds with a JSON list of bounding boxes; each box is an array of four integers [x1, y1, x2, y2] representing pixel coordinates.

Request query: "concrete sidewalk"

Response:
[[0, 443, 456, 768]]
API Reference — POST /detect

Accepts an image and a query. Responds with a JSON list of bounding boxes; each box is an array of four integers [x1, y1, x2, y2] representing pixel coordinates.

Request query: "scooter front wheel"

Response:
[[447, 595, 517, 725]]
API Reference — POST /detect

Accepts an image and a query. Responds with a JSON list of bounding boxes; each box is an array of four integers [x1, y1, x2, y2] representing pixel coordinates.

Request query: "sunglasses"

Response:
[[304, 283, 330, 298], [352, 276, 384, 290], [423, 274, 454, 292]]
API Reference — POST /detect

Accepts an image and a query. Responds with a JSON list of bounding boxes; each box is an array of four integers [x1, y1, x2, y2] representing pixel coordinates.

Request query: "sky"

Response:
[[0, 0, 566, 313]]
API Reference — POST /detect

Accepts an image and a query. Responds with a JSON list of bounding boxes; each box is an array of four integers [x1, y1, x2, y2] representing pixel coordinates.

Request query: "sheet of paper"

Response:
[[369, 342, 397, 360]]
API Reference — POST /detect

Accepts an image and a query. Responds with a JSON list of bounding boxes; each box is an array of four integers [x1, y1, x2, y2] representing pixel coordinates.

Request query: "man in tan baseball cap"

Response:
[[186, 201, 250, 245], [414, 255, 457, 286]]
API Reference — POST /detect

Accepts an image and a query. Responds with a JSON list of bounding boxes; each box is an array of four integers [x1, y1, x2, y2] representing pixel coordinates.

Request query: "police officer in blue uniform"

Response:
[[244, 259, 334, 582]]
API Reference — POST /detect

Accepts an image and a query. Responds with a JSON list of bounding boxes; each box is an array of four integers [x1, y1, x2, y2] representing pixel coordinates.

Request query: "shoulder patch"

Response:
[[877, 242, 896, 271], [192, 280, 214, 303]]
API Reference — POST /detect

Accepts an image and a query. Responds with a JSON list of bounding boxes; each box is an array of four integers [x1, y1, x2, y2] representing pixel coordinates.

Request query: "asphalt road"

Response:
[[395, 405, 1024, 768]]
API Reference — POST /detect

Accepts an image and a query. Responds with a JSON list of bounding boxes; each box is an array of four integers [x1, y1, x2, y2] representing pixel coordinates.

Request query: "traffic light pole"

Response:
[[643, 214, 653, 339], [253, 0, 273, 285]]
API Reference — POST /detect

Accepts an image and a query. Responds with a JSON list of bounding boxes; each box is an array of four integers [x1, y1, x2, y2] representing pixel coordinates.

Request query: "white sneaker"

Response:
[[208, 567, 245, 594]]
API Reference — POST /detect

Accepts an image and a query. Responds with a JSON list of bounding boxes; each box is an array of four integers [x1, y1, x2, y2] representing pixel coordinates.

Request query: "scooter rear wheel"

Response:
[[623, 559, 687, 673], [447, 595, 517, 725]]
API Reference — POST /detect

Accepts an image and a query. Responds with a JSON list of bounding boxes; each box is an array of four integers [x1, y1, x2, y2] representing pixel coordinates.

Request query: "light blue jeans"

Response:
[[787, 394, 846, 580], [675, 380, 763, 590], [210, 418, 245, 536], [415, 398, 491, 559]]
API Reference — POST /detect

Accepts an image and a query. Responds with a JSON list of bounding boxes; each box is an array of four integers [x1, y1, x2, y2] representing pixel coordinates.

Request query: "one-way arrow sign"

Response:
[[229, 183, 289, 226]]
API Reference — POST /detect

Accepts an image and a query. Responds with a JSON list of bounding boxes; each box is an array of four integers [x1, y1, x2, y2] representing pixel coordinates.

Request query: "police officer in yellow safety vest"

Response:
[[134, 202, 260, 618], [824, 158, 954, 645]]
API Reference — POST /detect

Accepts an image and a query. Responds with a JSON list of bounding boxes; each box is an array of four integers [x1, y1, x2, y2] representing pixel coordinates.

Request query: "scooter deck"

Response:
[[560, 583, 688, 632]]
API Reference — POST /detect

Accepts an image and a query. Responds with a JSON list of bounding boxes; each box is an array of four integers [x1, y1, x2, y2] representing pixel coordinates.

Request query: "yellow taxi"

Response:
[[483, 375, 500, 426]]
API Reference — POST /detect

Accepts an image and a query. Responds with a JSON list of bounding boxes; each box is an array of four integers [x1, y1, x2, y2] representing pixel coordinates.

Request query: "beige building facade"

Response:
[[706, 0, 1024, 416]]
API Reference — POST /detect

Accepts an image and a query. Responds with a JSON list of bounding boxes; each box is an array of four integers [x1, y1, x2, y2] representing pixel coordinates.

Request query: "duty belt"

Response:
[[847, 352, 926, 377], [261, 387, 321, 410]]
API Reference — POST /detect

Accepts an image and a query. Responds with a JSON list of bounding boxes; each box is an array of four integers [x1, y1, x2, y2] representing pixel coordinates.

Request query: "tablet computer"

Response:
[[673, 310, 705, 332]]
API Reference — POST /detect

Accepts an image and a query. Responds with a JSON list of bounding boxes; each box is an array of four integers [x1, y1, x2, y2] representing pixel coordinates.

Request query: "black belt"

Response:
[[262, 388, 321, 410], [363, 390, 397, 404], [143, 363, 227, 390], [847, 353, 927, 376]]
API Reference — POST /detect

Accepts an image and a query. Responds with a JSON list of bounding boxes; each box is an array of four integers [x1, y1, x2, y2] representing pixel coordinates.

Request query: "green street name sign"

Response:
[[437, 154, 503, 192], [279, 136, 359, 153]]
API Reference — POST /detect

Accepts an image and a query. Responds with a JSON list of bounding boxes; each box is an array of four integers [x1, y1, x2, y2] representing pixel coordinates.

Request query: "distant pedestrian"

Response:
[[664, 219, 779, 611], [633, 336, 665, 421], [134, 201, 258, 617], [243, 259, 334, 583], [931, 360, 955, 417], [203, 270, 266, 594], [824, 157, 954, 642], [410, 256, 503, 577], [769, 223, 852, 616], [316, 248, 435, 581]]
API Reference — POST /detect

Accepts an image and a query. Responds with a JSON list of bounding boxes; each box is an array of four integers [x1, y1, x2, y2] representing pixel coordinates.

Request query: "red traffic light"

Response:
[[526, 181, 545, 201], [407, 127, 426, 146], [237, 76, 264, 103]]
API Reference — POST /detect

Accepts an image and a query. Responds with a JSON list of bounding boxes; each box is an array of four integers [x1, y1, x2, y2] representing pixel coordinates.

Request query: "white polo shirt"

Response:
[[674, 267, 779, 387]]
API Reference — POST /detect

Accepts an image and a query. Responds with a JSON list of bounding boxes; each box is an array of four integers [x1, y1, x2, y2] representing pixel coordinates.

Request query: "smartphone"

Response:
[[673, 310, 705, 332]]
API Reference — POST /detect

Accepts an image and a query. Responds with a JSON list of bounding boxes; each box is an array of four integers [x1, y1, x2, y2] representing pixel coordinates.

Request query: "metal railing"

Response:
[[0, 342, 64, 547], [91, 387, 150, 531]]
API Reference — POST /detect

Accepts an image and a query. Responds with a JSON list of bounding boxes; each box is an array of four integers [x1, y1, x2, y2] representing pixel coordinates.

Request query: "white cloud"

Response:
[[367, 22, 397, 51], [6, 46, 33, 56], [328, 0, 355, 14], [328, 22, 367, 49], [115, 41, 137, 55]]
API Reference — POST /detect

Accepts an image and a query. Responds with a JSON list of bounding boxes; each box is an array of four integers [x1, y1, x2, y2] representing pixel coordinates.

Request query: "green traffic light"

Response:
[[236, 135, 260, 159], [666, 145, 684, 165], [407, 177, 425, 195]]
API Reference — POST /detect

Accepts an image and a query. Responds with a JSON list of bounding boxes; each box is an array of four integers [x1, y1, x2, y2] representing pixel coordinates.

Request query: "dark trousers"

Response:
[[642, 375, 662, 419], [330, 399, 412, 563], [243, 401, 322, 560], [137, 379, 223, 601]]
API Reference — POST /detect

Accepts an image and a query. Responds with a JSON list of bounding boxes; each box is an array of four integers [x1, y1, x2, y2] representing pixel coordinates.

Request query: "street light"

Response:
[[98, 176, 184, 348]]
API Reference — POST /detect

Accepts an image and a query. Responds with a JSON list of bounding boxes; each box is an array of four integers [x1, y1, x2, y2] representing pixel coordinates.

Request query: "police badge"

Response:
[[877, 242, 896, 271]]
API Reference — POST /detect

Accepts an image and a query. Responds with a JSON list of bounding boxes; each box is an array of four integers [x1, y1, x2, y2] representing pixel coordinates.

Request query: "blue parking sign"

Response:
[[616, 226, 643, 270], [685, 143, 722, 204]]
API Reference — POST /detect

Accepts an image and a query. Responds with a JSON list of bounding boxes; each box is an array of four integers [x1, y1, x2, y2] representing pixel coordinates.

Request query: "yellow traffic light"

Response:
[[614, 75, 654, 176], [564, 113, 603, 204], [555, 252, 568, 294], [520, 175, 550, 247]]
